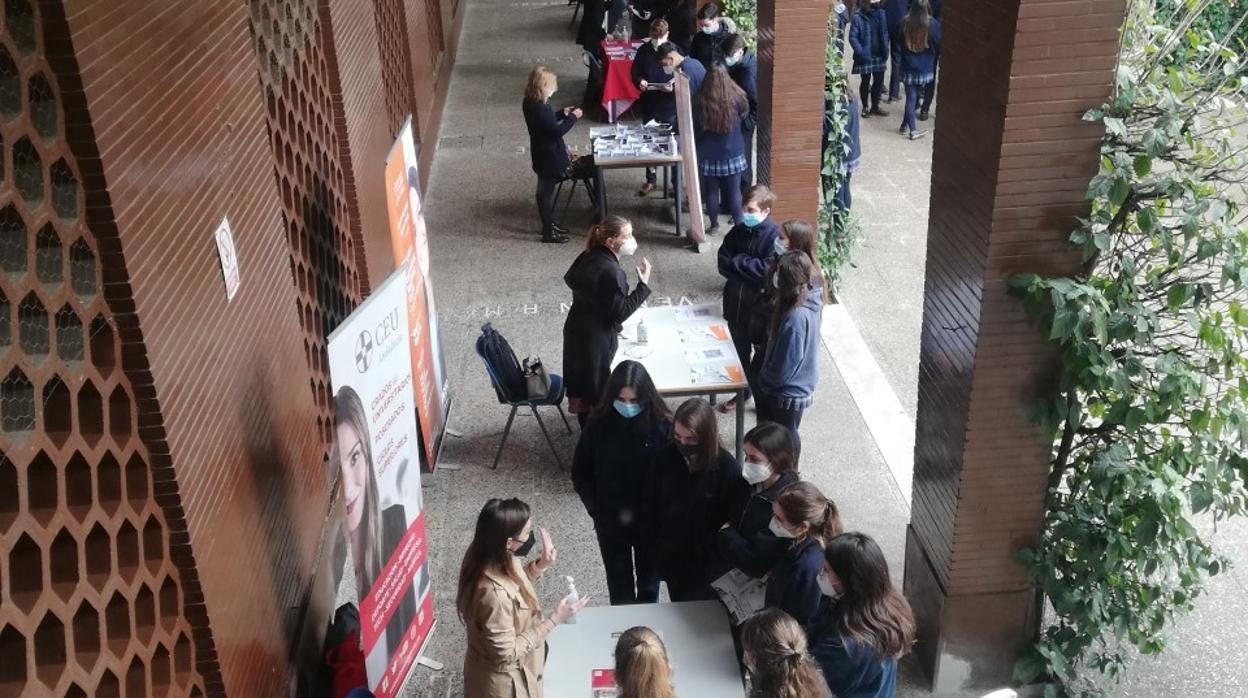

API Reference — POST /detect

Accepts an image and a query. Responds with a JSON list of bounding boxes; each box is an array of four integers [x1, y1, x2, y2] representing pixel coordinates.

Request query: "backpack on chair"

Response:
[[478, 322, 528, 403]]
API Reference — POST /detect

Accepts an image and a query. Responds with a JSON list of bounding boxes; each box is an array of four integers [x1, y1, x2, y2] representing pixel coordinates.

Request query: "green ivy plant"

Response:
[[719, 0, 757, 48], [818, 10, 858, 296], [1009, 1, 1248, 695]]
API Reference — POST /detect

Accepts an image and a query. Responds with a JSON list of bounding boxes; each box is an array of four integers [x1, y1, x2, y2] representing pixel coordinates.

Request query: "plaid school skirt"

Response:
[[853, 57, 886, 74], [902, 72, 934, 86], [700, 154, 747, 177]]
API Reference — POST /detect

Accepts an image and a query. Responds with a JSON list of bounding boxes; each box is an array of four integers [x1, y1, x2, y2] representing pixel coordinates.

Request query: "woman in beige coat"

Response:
[[457, 498, 590, 698]]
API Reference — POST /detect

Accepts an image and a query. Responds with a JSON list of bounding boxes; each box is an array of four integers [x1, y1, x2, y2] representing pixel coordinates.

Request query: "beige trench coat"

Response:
[[463, 563, 553, 698]]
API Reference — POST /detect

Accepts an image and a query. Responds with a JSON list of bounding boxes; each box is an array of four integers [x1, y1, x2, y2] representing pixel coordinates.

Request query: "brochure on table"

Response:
[[612, 303, 747, 392], [327, 267, 435, 698]]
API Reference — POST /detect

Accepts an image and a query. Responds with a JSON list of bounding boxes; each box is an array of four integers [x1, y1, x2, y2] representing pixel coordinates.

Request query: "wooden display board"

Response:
[[674, 72, 707, 247]]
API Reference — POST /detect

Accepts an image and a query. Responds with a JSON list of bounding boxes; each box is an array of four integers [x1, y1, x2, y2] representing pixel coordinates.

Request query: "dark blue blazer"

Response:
[[884, 0, 908, 37], [718, 216, 779, 330], [899, 18, 942, 76], [632, 40, 676, 122], [849, 8, 889, 69], [809, 612, 899, 698], [764, 537, 825, 629], [523, 97, 577, 179], [728, 51, 758, 132], [680, 56, 707, 96]]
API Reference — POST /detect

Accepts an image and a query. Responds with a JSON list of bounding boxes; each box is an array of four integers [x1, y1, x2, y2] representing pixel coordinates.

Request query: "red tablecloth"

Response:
[[601, 40, 644, 122]]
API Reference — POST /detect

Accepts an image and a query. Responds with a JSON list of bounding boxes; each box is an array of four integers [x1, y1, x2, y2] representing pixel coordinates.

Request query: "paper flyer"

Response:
[[712, 569, 768, 625]]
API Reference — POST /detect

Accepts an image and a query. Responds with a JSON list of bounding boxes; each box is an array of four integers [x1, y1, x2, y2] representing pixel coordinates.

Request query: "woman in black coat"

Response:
[[522, 66, 581, 243], [562, 216, 653, 423], [573, 361, 672, 605], [646, 398, 742, 601]]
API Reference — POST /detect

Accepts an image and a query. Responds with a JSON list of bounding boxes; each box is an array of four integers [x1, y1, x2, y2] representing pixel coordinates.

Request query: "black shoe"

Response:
[[918, 111, 930, 121], [552, 222, 570, 234], [870, 107, 889, 116], [861, 108, 871, 118], [706, 225, 720, 236], [541, 232, 570, 243]]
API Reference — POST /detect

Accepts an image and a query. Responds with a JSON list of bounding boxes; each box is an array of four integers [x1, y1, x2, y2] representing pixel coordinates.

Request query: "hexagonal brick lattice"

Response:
[[72, 601, 101, 672], [88, 315, 114, 375], [35, 223, 62, 285], [84, 522, 110, 587], [33, 612, 67, 687], [98, 669, 119, 698], [104, 591, 129, 657], [1, 366, 35, 432], [5, 0, 36, 55], [0, 46, 18, 120], [12, 136, 44, 207], [151, 643, 171, 692], [17, 291, 48, 358], [0, 453, 16, 532], [96, 452, 121, 517], [49, 528, 79, 601], [0, 289, 10, 348], [28, 71, 57, 141], [41, 375, 70, 447], [54, 305, 82, 362], [69, 239, 96, 298], [108, 385, 130, 443], [50, 159, 77, 222], [25, 449, 57, 527], [0, 624, 27, 689], [159, 576, 179, 632], [142, 515, 163, 575], [76, 380, 102, 446], [125, 655, 145, 697], [116, 519, 139, 583], [125, 453, 148, 513], [64, 452, 91, 521], [0, 204, 26, 274], [134, 584, 156, 645]]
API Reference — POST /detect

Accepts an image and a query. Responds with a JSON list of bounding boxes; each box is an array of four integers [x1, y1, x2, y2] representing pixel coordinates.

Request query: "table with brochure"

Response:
[[589, 123, 685, 233], [545, 600, 746, 698], [612, 303, 749, 460]]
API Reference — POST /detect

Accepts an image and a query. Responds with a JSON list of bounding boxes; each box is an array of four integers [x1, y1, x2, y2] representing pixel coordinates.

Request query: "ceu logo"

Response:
[[355, 330, 375, 373]]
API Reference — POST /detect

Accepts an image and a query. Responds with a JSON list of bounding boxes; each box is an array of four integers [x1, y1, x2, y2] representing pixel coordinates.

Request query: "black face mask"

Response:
[[677, 442, 699, 459], [511, 530, 537, 557]]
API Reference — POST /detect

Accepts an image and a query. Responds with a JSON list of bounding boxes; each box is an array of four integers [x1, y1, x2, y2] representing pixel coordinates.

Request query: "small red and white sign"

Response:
[[214, 216, 240, 301]]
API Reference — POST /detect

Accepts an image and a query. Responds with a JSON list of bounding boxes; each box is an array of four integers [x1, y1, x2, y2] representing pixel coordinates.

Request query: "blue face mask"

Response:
[[742, 211, 766, 228], [614, 400, 643, 419], [725, 54, 740, 67], [773, 239, 787, 256]]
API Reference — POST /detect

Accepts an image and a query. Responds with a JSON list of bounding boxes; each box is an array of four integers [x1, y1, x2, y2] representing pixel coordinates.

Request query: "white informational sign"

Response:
[[213, 216, 240, 301], [326, 266, 434, 697]]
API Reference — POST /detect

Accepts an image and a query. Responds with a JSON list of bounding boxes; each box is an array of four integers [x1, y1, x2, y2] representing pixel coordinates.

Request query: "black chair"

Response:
[[475, 333, 572, 470], [582, 50, 606, 122], [554, 157, 599, 223]]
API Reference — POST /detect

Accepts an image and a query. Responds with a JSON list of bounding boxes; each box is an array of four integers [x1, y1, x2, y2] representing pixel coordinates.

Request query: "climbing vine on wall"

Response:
[[1010, 1, 1248, 694], [818, 8, 858, 295]]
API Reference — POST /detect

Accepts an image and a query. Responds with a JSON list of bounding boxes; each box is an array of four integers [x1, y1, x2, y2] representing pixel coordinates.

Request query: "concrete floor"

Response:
[[366, 0, 1248, 695]]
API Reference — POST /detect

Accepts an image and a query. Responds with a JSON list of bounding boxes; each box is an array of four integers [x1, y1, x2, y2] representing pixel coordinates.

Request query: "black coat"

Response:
[[573, 411, 672, 534], [664, 0, 697, 52], [765, 536, 825, 630], [690, 22, 732, 69], [645, 444, 742, 586], [717, 217, 779, 333], [523, 97, 577, 179], [728, 51, 759, 132], [579, 0, 608, 51], [562, 246, 651, 402], [631, 40, 676, 123], [715, 470, 799, 577]]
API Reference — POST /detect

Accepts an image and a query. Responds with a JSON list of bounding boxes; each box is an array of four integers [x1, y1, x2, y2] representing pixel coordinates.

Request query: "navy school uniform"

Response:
[[714, 470, 800, 577], [899, 18, 942, 86], [679, 55, 707, 96], [632, 39, 677, 123], [849, 6, 889, 74], [764, 536, 826, 630], [717, 216, 778, 395], [809, 612, 900, 698], [690, 17, 735, 69], [727, 50, 758, 132]]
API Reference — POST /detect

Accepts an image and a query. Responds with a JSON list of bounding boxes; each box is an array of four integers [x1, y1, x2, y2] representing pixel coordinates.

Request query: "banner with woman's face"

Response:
[[327, 266, 435, 698]]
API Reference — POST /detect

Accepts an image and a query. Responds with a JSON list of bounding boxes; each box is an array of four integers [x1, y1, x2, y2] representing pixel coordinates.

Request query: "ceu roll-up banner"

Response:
[[386, 117, 449, 471], [327, 268, 435, 697]]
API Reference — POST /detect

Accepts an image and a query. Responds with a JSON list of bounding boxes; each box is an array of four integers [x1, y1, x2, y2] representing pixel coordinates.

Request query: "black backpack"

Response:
[[478, 322, 527, 403]]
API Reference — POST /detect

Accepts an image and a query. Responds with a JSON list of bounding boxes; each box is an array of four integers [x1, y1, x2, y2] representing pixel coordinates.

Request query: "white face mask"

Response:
[[769, 516, 796, 539], [655, 35, 669, 45], [548, 88, 557, 99], [618, 236, 639, 256], [742, 460, 772, 485], [701, 23, 717, 35], [818, 572, 840, 598]]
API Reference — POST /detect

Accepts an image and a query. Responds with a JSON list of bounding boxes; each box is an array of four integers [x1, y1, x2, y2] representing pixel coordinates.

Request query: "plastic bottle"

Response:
[[564, 576, 579, 624], [637, 318, 649, 345]]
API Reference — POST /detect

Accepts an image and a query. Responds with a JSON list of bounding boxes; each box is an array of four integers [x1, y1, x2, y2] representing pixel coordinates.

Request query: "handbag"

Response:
[[523, 357, 552, 399]]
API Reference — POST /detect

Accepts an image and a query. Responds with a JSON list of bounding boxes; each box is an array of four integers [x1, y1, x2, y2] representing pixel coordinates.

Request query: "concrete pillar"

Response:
[[756, 0, 832, 224], [905, 0, 1127, 692]]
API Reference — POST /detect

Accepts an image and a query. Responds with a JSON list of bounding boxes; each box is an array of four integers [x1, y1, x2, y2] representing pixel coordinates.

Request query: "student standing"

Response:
[[883, 0, 908, 103], [810, 532, 916, 698], [458, 498, 589, 698], [694, 64, 750, 234], [522, 66, 581, 244], [765, 482, 842, 630], [579, 0, 608, 52], [628, 0, 657, 40], [921, 0, 943, 121], [849, 0, 890, 117], [741, 608, 831, 698], [648, 398, 742, 602], [633, 19, 676, 196], [614, 627, 677, 698], [774, 219, 825, 290], [723, 33, 759, 190], [563, 217, 653, 425], [664, 0, 698, 52], [656, 41, 706, 95], [756, 251, 823, 455], [716, 421, 801, 577], [690, 1, 737, 68], [572, 361, 672, 605], [717, 184, 778, 410], [898, 0, 940, 139]]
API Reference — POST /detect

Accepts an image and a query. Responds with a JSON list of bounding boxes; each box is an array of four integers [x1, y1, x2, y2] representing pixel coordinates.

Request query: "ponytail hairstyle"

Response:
[[743, 422, 798, 476], [614, 627, 676, 698], [768, 251, 814, 337], [779, 219, 822, 284], [585, 215, 632, 250], [774, 481, 842, 547], [456, 498, 539, 622], [740, 608, 827, 698], [824, 532, 916, 658], [902, 0, 933, 53]]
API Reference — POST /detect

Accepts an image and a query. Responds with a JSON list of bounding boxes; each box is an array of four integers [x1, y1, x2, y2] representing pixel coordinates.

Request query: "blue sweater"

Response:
[[764, 537, 825, 630], [679, 56, 706, 96], [809, 612, 899, 698], [758, 283, 823, 410], [899, 18, 942, 78]]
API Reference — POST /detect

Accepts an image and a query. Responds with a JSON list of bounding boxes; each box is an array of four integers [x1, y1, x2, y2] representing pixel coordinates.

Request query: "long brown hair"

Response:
[[525, 65, 557, 102], [456, 498, 539, 621], [768, 251, 814, 337], [824, 532, 916, 657], [674, 398, 722, 471], [741, 608, 827, 698], [902, 0, 932, 53], [585, 215, 631, 250], [696, 64, 747, 134], [334, 387, 382, 597], [775, 481, 842, 547], [614, 627, 676, 698], [744, 422, 798, 476], [780, 219, 822, 285]]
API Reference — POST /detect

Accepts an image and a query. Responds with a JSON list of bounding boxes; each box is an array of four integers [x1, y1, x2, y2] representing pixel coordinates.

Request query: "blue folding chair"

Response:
[[475, 335, 572, 470]]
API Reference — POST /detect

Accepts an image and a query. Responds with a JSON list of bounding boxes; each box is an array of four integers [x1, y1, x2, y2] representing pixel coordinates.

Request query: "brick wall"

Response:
[[905, 0, 1126, 688]]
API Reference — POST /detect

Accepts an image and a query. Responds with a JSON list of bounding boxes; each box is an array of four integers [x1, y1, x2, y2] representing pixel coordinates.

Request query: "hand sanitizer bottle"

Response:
[[637, 318, 649, 345], [564, 576, 580, 624]]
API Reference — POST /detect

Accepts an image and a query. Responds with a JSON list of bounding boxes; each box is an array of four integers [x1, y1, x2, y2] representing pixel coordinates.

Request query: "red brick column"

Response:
[[904, 0, 1126, 691], [756, 0, 832, 224]]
